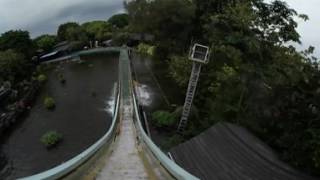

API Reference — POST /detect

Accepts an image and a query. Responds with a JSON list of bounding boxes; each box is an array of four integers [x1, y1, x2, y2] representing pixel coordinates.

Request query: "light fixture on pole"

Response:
[[177, 43, 210, 133]]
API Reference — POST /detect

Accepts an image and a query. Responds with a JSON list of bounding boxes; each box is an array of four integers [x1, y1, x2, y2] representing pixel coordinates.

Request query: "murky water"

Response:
[[131, 53, 184, 147], [132, 53, 184, 111], [0, 52, 119, 179]]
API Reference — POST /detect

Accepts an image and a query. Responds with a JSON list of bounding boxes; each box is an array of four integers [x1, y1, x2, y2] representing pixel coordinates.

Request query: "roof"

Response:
[[169, 123, 317, 180], [40, 41, 72, 59], [40, 51, 59, 59], [53, 41, 68, 49]]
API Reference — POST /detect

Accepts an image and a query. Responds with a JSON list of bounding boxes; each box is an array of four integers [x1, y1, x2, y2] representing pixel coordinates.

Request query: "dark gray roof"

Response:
[[170, 123, 318, 180]]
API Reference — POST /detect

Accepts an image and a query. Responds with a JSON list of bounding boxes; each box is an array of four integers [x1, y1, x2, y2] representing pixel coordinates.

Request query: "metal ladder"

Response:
[[177, 62, 202, 133]]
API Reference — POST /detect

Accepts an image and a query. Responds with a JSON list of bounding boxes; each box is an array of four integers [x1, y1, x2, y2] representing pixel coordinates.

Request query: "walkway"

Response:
[[96, 97, 149, 180], [96, 49, 150, 180]]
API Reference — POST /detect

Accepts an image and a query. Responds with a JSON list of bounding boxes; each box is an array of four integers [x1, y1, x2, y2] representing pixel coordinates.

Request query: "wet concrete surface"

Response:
[[97, 98, 149, 180], [0, 53, 119, 179]]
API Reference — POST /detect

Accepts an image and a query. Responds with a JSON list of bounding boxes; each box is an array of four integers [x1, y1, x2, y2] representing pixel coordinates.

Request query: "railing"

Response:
[[42, 47, 120, 64], [131, 89, 199, 180]]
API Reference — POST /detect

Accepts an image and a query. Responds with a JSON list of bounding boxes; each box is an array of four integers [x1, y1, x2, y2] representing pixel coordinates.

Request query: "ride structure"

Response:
[[177, 43, 210, 133]]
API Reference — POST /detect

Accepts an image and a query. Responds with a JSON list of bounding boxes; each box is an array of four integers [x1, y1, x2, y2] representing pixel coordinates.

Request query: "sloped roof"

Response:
[[170, 123, 317, 180]]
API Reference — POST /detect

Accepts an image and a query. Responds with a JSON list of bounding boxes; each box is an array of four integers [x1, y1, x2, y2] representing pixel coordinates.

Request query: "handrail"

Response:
[[130, 76, 199, 179], [19, 83, 121, 180]]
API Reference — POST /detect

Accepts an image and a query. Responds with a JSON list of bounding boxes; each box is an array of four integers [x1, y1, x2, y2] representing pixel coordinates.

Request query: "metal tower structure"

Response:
[[177, 43, 210, 133]]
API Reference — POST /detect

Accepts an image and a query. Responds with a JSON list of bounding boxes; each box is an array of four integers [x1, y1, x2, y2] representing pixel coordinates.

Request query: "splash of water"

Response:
[[104, 96, 115, 116], [135, 84, 152, 106]]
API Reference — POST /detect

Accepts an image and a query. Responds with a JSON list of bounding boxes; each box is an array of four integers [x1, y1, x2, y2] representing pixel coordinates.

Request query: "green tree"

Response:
[[127, 0, 320, 175], [57, 22, 79, 41], [57, 22, 87, 42], [152, 111, 177, 128], [126, 0, 195, 58], [108, 13, 129, 29], [0, 50, 29, 83], [34, 34, 57, 51], [82, 21, 113, 41], [0, 30, 34, 58]]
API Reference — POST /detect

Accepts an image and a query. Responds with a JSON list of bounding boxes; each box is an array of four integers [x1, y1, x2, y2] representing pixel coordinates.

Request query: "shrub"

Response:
[[58, 73, 66, 84], [152, 111, 176, 128], [161, 134, 185, 150], [112, 32, 130, 46], [37, 74, 47, 83], [40, 131, 63, 148], [137, 43, 155, 56], [44, 97, 55, 109]]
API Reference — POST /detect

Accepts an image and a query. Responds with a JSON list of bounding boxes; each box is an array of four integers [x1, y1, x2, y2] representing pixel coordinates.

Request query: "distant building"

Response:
[[39, 41, 72, 62]]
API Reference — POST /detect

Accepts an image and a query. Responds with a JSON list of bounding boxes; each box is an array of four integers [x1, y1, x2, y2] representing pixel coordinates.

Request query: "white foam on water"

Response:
[[104, 96, 115, 115], [135, 84, 152, 106], [102, 83, 117, 116]]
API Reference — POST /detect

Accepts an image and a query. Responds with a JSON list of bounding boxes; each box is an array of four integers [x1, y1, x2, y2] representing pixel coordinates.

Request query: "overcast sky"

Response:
[[0, 0, 124, 38], [284, 0, 320, 57], [0, 0, 319, 57]]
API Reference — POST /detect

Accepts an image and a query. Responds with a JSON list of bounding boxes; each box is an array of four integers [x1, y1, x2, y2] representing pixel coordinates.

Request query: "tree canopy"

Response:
[[82, 21, 113, 41], [0, 30, 34, 58], [108, 13, 129, 29], [57, 22, 88, 42], [126, 0, 320, 175], [34, 34, 57, 52], [126, 0, 195, 58], [0, 50, 29, 83]]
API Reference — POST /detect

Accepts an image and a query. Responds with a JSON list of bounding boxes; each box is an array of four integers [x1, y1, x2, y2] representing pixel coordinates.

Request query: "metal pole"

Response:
[[177, 62, 202, 133]]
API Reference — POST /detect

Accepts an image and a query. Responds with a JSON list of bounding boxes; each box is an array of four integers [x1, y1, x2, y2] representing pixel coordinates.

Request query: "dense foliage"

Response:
[[152, 111, 177, 128], [82, 21, 113, 42], [108, 13, 129, 29], [0, 30, 34, 58], [0, 50, 30, 83], [56, 14, 128, 46], [126, 0, 195, 59], [126, 0, 320, 175], [34, 35, 57, 52], [137, 43, 155, 56], [57, 22, 82, 41]]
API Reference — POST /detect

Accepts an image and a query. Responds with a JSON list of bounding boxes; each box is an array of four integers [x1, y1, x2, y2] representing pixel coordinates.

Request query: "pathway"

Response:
[[96, 49, 149, 180]]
